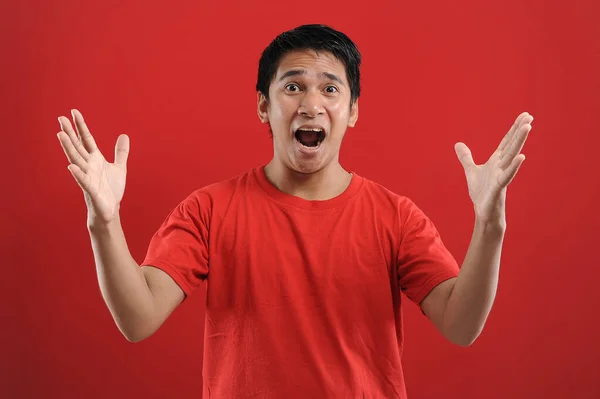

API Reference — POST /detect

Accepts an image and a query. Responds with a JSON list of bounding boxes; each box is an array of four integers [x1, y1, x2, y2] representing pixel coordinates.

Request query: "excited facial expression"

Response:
[[258, 49, 359, 174]]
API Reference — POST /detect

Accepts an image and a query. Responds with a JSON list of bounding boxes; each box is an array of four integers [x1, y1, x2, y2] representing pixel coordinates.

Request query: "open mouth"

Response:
[[294, 127, 326, 148]]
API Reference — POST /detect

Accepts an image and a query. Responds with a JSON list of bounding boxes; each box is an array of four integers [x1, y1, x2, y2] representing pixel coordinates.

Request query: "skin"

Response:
[[57, 111, 182, 342], [257, 49, 358, 201], [56, 48, 534, 346], [256, 50, 536, 346], [421, 111, 534, 346]]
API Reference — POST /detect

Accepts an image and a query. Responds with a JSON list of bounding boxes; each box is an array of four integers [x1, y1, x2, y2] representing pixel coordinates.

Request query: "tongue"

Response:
[[296, 131, 320, 147]]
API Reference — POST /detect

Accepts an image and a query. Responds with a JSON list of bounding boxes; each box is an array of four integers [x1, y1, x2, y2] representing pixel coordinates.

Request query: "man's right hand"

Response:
[[56, 109, 184, 342], [57, 109, 129, 226]]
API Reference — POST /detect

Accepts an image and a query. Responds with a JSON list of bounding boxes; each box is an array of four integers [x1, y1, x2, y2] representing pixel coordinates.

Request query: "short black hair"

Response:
[[256, 24, 362, 104]]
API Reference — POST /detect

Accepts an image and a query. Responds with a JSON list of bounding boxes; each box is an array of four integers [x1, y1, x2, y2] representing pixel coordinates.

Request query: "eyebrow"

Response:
[[277, 69, 345, 85]]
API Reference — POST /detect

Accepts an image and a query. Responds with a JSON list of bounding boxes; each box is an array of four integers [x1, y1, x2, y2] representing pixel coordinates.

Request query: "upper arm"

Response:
[[142, 193, 210, 295], [142, 265, 186, 329], [420, 277, 457, 333]]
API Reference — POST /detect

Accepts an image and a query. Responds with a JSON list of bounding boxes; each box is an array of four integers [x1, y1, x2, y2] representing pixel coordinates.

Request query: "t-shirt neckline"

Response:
[[254, 165, 363, 211]]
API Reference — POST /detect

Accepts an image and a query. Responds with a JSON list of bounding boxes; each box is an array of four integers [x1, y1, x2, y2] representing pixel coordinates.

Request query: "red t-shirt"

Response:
[[142, 166, 459, 398]]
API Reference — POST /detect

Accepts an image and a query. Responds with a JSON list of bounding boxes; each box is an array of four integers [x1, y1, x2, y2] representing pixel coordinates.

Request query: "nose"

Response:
[[297, 89, 324, 118]]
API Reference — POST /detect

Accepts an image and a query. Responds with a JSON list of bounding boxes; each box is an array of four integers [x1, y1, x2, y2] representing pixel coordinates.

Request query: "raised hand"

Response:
[[57, 109, 130, 226], [454, 112, 534, 223]]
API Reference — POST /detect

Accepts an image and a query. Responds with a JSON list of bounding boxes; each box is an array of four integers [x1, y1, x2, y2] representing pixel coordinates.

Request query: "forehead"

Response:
[[275, 49, 348, 82]]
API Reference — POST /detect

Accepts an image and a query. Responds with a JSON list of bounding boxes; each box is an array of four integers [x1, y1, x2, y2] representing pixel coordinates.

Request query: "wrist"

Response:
[[474, 216, 506, 235], [87, 212, 121, 233]]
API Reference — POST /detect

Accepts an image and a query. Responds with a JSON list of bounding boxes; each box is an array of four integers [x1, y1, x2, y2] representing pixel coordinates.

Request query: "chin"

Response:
[[288, 157, 329, 175]]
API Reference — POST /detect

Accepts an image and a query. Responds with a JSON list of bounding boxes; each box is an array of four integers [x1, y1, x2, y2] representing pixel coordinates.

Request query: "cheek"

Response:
[[327, 102, 349, 123], [270, 100, 295, 123]]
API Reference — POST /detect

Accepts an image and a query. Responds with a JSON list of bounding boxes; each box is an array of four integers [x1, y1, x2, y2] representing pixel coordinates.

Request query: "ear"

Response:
[[347, 99, 359, 128], [257, 92, 269, 123]]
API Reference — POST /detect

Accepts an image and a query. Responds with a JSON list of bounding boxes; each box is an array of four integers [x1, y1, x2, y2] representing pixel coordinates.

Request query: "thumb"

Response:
[[454, 142, 475, 171], [114, 134, 130, 166]]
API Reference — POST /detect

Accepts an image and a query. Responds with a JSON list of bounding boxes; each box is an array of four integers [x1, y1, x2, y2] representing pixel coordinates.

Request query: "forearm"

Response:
[[88, 215, 156, 342], [442, 218, 506, 346]]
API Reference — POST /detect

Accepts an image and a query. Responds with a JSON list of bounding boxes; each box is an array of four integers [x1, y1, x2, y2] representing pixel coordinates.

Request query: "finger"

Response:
[[454, 142, 475, 171], [498, 154, 526, 187], [72, 109, 99, 153], [114, 134, 130, 166], [57, 131, 90, 173], [497, 112, 530, 152], [58, 116, 90, 161], [499, 122, 532, 169], [502, 114, 533, 156], [67, 164, 92, 192]]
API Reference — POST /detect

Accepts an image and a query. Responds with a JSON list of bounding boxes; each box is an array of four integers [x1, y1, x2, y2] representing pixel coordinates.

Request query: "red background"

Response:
[[3, 0, 599, 398]]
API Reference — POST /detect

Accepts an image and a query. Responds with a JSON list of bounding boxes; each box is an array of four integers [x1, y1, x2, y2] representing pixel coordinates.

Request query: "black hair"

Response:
[[256, 24, 361, 104]]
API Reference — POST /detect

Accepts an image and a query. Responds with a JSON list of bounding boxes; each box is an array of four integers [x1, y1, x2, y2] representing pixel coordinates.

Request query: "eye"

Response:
[[324, 85, 339, 94], [285, 83, 301, 92]]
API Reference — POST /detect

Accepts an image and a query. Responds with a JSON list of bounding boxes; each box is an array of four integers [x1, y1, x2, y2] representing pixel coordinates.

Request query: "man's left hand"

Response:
[[454, 112, 534, 224]]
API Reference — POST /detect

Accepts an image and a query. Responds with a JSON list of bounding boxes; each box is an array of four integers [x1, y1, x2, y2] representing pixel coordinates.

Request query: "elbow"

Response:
[[445, 326, 482, 347], [123, 332, 148, 343], [117, 321, 157, 343], [452, 335, 477, 347], [442, 315, 486, 347]]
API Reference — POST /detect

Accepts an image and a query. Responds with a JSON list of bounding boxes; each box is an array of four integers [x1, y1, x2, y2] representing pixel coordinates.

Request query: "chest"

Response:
[[206, 201, 398, 310]]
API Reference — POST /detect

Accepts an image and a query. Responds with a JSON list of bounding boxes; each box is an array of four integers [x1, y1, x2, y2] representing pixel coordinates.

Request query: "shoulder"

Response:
[[356, 174, 435, 241], [357, 174, 422, 216], [173, 168, 258, 215], [186, 168, 256, 201]]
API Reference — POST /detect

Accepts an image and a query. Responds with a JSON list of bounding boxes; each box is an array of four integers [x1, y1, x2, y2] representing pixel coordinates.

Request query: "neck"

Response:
[[264, 160, 352, 201]]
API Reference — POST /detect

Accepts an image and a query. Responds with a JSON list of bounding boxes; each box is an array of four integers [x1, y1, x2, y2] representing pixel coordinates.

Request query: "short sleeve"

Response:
[[397, 203, 460, 305], [142, 191, 211, 297]]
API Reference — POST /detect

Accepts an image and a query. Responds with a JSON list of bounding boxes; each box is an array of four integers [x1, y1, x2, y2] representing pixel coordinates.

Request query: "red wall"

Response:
[[3, 0, 599, 398]]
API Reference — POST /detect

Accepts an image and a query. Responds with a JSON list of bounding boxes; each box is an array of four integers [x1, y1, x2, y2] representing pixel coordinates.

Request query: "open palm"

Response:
[[454, 112, 534, 222], [57, 109, 130, 224]]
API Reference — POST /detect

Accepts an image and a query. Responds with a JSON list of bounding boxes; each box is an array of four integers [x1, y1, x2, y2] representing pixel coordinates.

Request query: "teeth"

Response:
[[299, 141, 321, 149], [297, 128, 323, 132]]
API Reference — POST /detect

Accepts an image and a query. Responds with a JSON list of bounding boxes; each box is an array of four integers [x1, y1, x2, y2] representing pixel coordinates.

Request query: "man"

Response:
[[57, 24, 533, 398]]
